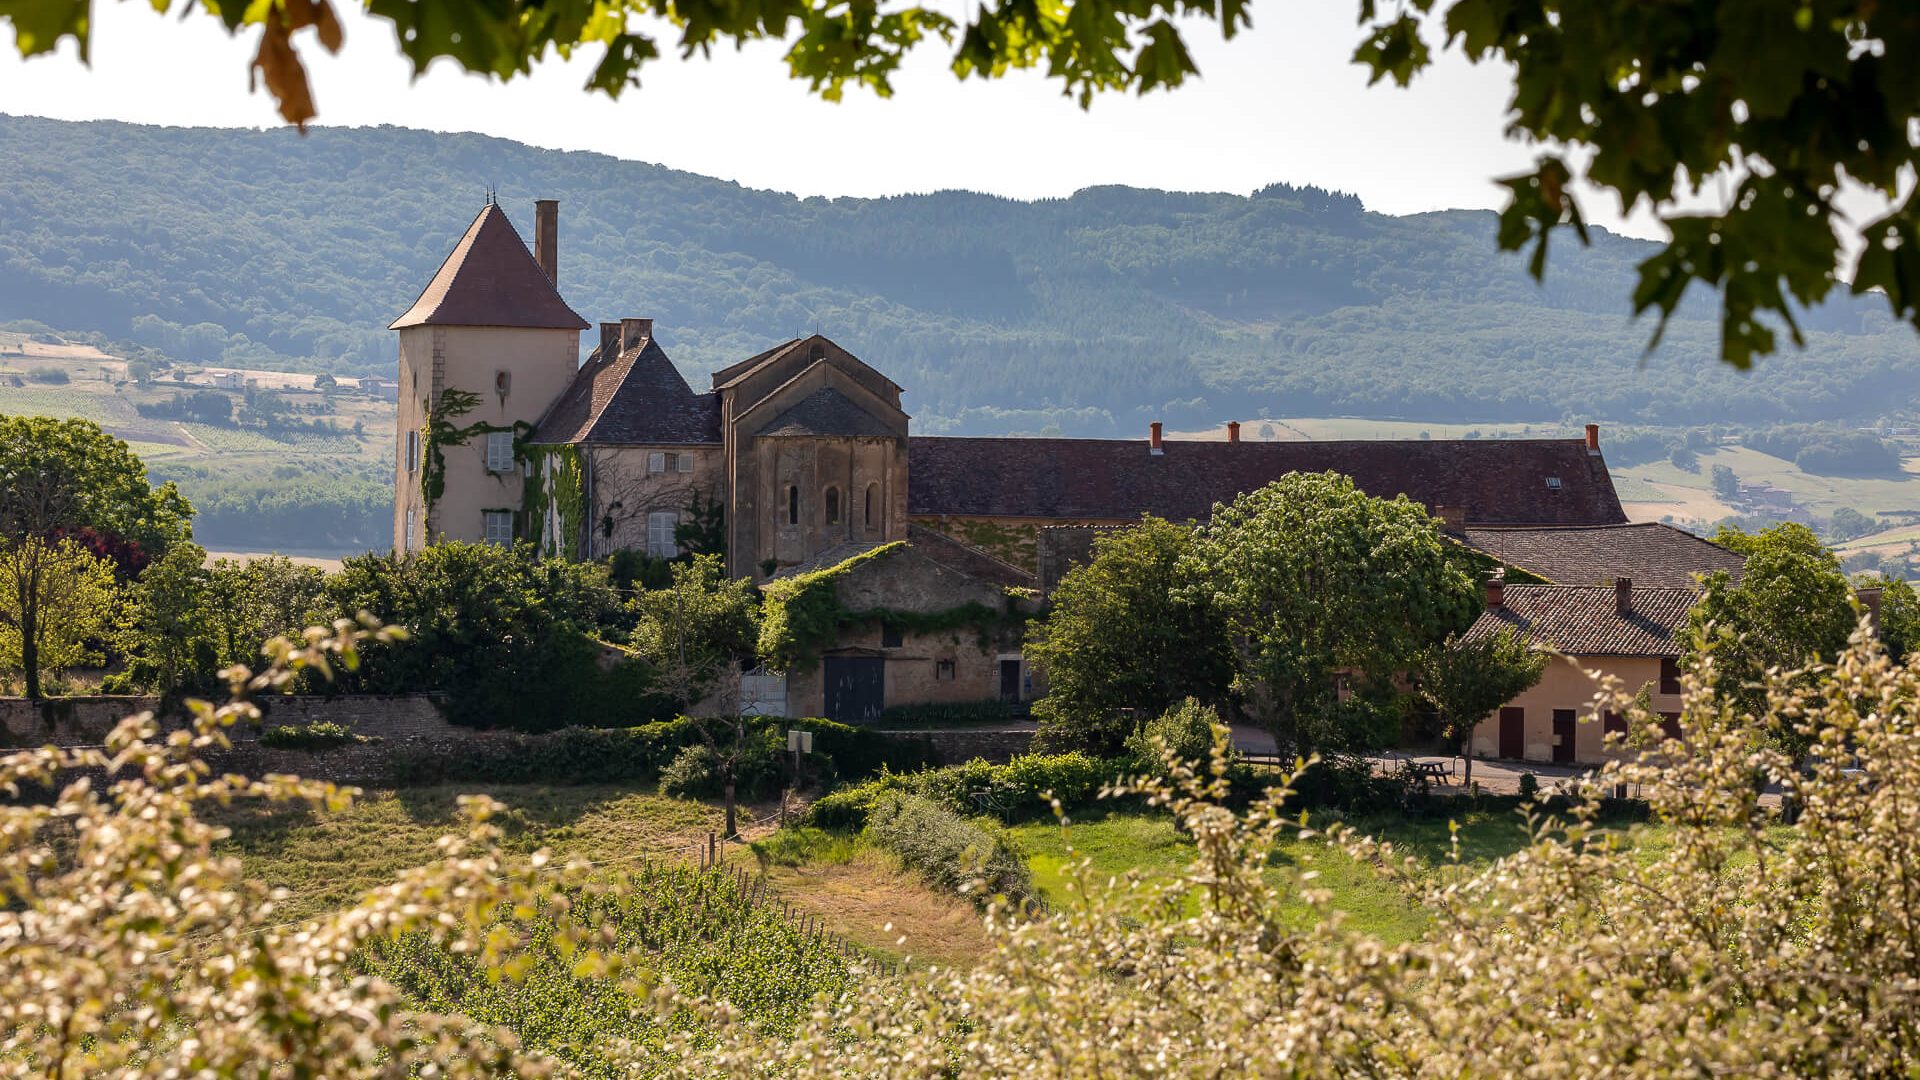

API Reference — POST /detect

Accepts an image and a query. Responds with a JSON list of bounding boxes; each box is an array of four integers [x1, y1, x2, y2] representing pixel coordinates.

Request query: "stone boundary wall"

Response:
[[896, 727, 1035, 765], [0, 694, 458, 748]]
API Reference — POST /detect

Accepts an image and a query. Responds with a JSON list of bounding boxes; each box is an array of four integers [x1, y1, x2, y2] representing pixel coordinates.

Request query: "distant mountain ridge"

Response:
[[0, 113, 1912, 437]]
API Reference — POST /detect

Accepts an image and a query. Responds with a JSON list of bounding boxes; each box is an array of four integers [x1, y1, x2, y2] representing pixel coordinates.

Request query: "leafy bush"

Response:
[[1518, 771, 1540, 800], [26, 365, 69, 384], [657, 734, 784, 801], [806, 751, 1126, 829], [864, 792, 1032, 905], [256, 721, 362, 750], [1124, 697, 1219, 774]]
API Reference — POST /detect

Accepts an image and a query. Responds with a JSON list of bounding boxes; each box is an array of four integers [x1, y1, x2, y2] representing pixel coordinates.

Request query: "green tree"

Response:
[[121, 541, 216, 695], [1857, 574, 1920, 664], [1027, 517, 1232, 755], [1185, 473, 1477, 759], [0, 417, 190, 697], [1415, 628, 1547, 787], [0, 416, 194, 559], [1688, 522, 1856, 759], [1827, 506, 1878, 543], [0, 536, 123, 695], [201, 555, 330, 670], [629, 553, 760, 709], [9, 4, 1914, 369], [1711, 464, 1741, 503]]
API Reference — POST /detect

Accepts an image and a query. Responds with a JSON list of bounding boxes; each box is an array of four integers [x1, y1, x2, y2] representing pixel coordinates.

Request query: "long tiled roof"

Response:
[[390, 204, 589, 331], [1462, 523, 1745, 588], [1463, 584, 1696, 657], [757, 386, 897, 438], [907, 436, 1626, 526], [528, 334, 721, 445]]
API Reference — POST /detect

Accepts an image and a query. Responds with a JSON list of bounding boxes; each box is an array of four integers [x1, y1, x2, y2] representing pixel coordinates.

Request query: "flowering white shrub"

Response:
[[7, 617, 1920, 1077]]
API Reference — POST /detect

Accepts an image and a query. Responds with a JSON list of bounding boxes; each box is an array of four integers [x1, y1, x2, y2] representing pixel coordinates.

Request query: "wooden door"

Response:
[[823, 656, 885, 725], [999, 659, 1023, 702], [1552, 709, 1577, 764], [1498, 707, 1524, 760]]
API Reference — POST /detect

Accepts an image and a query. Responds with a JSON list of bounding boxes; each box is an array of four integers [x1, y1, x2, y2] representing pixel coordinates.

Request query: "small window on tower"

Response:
[[825, 487, 841, 525], [865, 483, 878, 531], [485, 431, 514, 473], [788, 486, 799, 526]]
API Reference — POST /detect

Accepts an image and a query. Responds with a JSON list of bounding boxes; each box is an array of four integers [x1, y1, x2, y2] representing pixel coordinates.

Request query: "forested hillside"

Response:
[[0, 113, 1913, 437]]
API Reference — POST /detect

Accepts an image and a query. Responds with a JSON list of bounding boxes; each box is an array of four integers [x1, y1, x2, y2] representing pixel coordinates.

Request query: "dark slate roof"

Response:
[[390, 204, 589, 331], [907, 524, 1037, 590], [529, 334, 721, 445], [757, 386, 897, 438], [907, 437, 1626, 526], [1462, 523, 1745, 588], [1463, 584, 1696, 657]]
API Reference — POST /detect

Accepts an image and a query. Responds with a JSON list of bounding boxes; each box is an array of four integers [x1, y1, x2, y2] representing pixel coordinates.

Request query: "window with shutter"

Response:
[[485, 431, 514, 473], [404, 508, 415, 550], [648, 512, 679, 558], [677, 453, 694, 473], [405, 430, 419, 473], [483, 510, 513, 546], [648, 452, 666, 474]]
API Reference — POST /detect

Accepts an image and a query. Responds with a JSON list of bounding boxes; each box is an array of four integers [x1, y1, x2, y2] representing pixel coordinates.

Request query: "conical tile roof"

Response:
[[389, 203, 589, 330]]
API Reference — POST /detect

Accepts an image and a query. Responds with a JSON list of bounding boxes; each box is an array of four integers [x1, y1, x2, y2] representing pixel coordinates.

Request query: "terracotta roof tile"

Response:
[[529, 335, 721, 445], [1462, 523, 1745, 588], [390, 204, 589, 331], [907, 436, 1626, 526], [1462, 584, 1696, 657]]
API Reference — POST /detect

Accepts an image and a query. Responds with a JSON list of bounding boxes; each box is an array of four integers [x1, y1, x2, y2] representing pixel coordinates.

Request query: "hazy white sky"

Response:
[[0, 3, 1676, 238]]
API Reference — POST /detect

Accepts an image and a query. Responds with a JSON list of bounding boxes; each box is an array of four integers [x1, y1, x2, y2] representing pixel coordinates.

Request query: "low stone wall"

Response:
[[893, 727, 1035, 765], [0, 694, 456, 748]]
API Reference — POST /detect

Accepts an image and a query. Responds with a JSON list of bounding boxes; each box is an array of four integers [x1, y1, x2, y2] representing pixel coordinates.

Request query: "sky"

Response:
[[0, 1, 1690, 238]]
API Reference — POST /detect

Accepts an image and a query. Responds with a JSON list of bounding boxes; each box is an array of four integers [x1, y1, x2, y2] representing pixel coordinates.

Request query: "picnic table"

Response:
[[1403, 759, 1452, 784]]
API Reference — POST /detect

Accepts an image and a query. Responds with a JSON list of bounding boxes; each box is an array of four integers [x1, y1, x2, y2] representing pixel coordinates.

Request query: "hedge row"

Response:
[[865, 792, 1034, 906]]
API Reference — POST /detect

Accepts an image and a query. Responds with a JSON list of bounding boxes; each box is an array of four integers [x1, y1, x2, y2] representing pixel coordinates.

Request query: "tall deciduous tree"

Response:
[[120, 541, 216, 696], [1027, 517, 1232, 756], [1416, 628, 1547, 786], [0, 417, 191, 698], [0, 537, 124, 697], [1688, 522, 1857, 759], [1185, 472, 1477, 759]]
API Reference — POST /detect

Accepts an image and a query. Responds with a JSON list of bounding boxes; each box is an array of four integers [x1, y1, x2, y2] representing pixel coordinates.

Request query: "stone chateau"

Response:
[[392, 200, 1637, 723]]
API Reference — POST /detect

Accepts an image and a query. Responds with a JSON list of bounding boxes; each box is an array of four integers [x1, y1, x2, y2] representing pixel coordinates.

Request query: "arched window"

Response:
[[864, 483, 878, 530], [787, 485, 799, 526], [825, 487, 841, 525]]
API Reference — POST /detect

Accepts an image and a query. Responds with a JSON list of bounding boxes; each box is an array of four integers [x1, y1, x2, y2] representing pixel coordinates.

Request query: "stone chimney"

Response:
[[620, 317, 653, 352], [1860, 586, 1884, 636], [534, 199, 559, 285], [1484, 571, 1505, 610], [1585, 423, 1601, 455], [1615, 576, 1632, 615], [598, 322, 620, 362], [1434, 504, 1467, 534], [1227, 420, 1241, 444], [1150, 421, 1164, 456]]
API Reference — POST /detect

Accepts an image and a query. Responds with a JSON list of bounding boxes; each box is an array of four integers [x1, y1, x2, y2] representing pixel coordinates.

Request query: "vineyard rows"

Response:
[[358, 860, 883, 1076]]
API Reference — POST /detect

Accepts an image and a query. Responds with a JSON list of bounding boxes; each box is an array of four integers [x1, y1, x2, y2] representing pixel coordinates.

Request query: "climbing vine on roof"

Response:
[[757, 543, 1033, 673]]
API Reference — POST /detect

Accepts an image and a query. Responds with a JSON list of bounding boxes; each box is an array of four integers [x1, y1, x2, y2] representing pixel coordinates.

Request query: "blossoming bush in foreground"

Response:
[[8, 619, 1920, 1076]]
